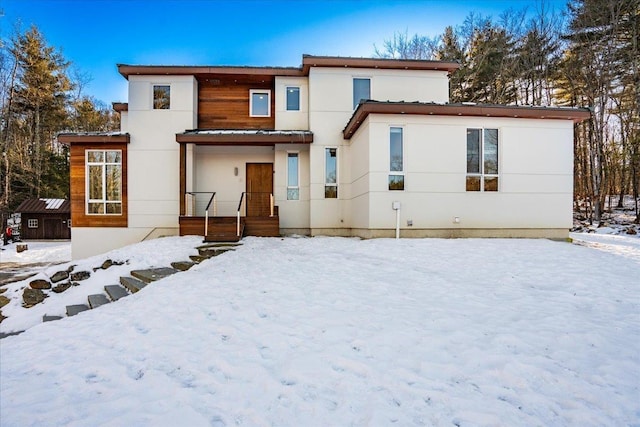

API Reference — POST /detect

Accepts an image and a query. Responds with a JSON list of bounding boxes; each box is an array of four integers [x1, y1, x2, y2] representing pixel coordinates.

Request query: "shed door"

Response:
[[44, 218, 62, 239], [246, 163, 273, 217]]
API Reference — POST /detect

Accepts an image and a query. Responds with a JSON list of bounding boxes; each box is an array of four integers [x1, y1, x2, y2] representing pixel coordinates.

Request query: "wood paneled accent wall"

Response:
[[198, 75, 275, 129], [69, 143, 128, 227]]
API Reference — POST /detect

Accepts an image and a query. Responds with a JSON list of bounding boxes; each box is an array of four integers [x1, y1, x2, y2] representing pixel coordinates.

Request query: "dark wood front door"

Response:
[[246, 163, 273, 217]]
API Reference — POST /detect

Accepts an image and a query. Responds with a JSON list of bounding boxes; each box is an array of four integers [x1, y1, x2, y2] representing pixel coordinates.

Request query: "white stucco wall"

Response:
[[193, 146, 274, 216], [307, 66, 451, 231], [274, 144, 310, 230], [274, 77, 309, 130], [359, 114, 574, 233], [72, 75, 198, 259]]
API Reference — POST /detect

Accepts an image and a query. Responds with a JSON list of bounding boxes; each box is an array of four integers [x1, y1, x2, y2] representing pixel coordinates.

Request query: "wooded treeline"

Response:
[[0, 25, 119, 227], [376, 0, 639, 223]]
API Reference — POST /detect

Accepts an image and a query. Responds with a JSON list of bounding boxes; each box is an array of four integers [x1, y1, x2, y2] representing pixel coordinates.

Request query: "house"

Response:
[[14, 198, 71, 240], [58, 55, 590, 259]]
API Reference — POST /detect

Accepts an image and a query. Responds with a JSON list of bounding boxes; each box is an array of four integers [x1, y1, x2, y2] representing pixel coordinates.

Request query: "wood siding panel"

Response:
[[198, 76, 275, 129], [20, 213, 71, 239], [70, 143, 128, 227]]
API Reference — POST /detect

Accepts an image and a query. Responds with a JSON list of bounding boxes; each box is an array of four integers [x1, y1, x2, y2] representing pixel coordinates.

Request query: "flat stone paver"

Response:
[[171, 261, 196, 271], [130, 267, 179, 283], [42, 315, 63, 322], [88, 294, 110, 309], [120, 276, 147, 293], [66, 304, 89, 317], [105, 284, 129, 301]]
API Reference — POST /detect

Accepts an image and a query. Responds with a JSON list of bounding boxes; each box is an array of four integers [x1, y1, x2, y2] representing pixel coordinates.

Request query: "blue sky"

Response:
[[1, 0, 567, 104]]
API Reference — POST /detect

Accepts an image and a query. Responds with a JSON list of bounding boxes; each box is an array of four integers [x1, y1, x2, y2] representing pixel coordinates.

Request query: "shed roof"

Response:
[[15, 199, 70, 214]]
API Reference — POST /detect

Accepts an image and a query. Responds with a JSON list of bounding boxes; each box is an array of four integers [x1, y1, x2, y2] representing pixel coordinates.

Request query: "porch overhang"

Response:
[[57, 132, 130, 144], [176, 130, 313, 146], [343, 101, 592, 139]]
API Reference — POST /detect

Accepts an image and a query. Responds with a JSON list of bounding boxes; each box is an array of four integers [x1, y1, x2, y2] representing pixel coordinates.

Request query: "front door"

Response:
[[246, 163, 273, 217]]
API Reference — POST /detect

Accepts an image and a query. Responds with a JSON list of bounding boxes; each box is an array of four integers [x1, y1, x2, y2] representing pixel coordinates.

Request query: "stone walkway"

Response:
[[0, 242, 240, 338]]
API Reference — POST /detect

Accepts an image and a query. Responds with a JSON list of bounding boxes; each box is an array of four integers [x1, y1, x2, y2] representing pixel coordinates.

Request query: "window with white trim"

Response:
[[87, 150, 123, 214], [353, 78, 370, 109], [286, 87, 300, 111], [389, 127, 404, 190], [466, 128, 499, 191], [153, 85, 170, 109], [250, 90, 271, 117], [287, 152, 299, 200], [325, 148, 338, 198], [28, 219, 38, 228]]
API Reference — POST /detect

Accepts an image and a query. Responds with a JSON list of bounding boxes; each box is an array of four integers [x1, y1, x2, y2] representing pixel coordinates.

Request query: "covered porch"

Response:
[[176, 130, 313, 241]]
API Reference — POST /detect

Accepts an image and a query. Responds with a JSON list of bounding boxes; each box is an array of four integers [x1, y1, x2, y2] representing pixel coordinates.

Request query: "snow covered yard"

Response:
[[1, 236, 639, 426]]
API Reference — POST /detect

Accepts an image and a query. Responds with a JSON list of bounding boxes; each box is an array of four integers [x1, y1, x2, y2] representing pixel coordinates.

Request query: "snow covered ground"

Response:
[[0, 240, 71, 264], [1, 235, 639, 426]]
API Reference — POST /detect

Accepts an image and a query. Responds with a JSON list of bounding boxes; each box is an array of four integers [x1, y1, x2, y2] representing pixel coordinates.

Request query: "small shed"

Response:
[[15, 199, 71, 240]]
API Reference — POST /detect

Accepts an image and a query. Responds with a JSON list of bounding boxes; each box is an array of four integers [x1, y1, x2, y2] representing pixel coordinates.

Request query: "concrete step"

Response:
[[42, 315, 63, 322], [120, 276, 147, 293], [88, 294, 110, 309], [130, 267, 179, 284], [105, 284, 129, 301], [66, 304, 89, 316], [189, 255, 208, 263]]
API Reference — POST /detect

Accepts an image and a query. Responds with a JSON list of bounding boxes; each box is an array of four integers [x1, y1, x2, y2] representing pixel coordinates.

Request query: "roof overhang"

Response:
[[343, 102, 592, 139], [112, 102, 128, 113], [118, 64, 304, 79], [176, 130, 314, 146], [302, 55, 460, 74], [57, 133, 130, 144]]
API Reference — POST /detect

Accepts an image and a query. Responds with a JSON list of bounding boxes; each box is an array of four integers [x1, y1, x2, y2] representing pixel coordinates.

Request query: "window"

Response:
[[250, 90, 271, 117], [87, 150, 123, 214], [286, 87, 300, 111], [466, 128, 499, 191], [325, 148, 338, 198], [389, 127, 404, 190], [28, 219, 38, 228], [68, 219, 72, 228], [287, 153, 299, 200], [153, 85, 170, 109], [353, 78, 371, 109]]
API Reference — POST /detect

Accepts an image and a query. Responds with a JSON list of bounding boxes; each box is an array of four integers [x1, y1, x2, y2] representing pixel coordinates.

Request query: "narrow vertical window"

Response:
[[389, 127, 404, 190], [250, 90, 271, 117], [287, 152, 299, 200], [353, 78, 370, 109], [286, 87, 300, 111], [325, 148, 338, 198], [153, 85, 170, 109], [87, 150, 122, 214], [466, 128, 499, 192]]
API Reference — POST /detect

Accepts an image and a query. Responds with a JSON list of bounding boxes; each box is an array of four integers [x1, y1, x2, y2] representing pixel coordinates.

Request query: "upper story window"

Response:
[[153, 85, 170, 109], [466, 128, 499, 192], [389, 127, 404, 190], [286, 87, 300, 111], [250, 89, 271, 117], [87, 150, 123, 214], [353, 78, 371, 109]]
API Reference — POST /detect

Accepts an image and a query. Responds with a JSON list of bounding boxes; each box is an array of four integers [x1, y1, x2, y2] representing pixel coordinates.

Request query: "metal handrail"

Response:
[[185, 191, 216, 237], [236, 192, 246, 237]]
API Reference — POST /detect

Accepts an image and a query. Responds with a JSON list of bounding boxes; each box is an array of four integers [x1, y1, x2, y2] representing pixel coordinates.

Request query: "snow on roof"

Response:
[[181, 129, 313, 136], [14, 198, 70, 214]]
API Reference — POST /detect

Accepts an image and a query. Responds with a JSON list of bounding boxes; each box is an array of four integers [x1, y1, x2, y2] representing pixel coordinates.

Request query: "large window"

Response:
[[87, 150, 122, 214], [287, 152, 299, 200], [153, 85, 170, 109], [250, 90, 271, 117], [286, 87, 300, 111], [325, 148, 338, 198], [389, 127, 404, 190], [353, 78, 370, 109], [466, 128, 499, 191]]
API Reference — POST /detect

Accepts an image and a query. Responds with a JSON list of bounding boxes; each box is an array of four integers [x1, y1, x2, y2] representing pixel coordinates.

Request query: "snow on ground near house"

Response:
[[1, 236, 639, 426], [0, 240, 71, 264]]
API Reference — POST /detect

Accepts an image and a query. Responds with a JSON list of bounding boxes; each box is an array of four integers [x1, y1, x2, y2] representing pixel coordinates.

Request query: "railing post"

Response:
[[204, 209, 209, 238], [270, 193, 274, 217], [237, 211, 240, 237]]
